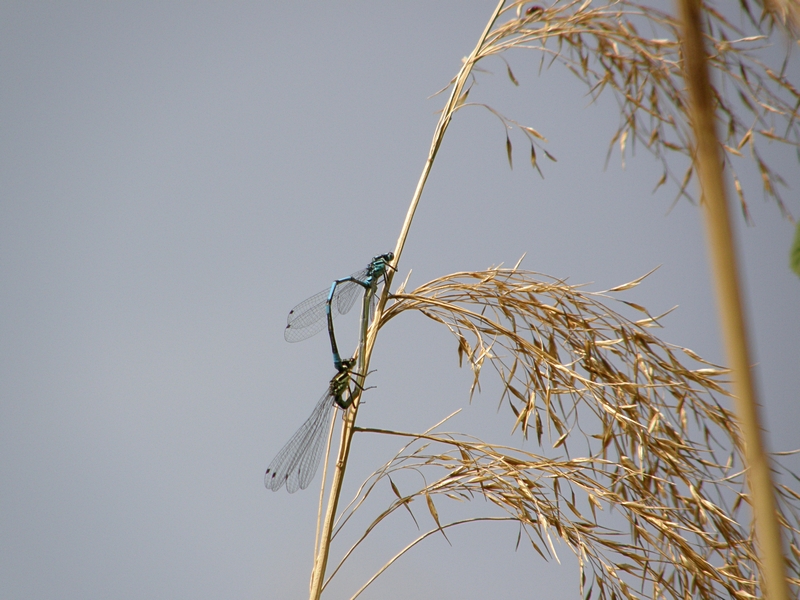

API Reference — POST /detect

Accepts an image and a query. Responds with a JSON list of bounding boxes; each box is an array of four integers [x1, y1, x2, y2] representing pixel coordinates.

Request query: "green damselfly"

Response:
[[264, 365, 355, 492], [267, 252, 393, 493], [284, 252, 393, 371]]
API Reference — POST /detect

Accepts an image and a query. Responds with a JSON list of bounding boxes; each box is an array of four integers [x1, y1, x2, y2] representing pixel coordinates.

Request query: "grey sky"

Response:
[[2, 2, 798, 599]]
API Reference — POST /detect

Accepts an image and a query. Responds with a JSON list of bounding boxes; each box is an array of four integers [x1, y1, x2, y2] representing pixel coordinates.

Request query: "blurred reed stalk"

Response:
[[677, 2, 790, 598]]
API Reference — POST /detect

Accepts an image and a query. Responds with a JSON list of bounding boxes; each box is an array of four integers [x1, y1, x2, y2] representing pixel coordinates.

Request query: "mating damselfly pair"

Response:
[[264, 252, 393, 493]]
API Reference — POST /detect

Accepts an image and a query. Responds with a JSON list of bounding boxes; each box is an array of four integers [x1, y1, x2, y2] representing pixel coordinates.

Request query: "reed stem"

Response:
[[677, 2, 789, 598]]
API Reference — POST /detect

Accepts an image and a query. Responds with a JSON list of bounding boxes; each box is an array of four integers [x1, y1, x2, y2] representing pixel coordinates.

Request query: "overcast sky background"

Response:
[[2, 3, 799, 599]]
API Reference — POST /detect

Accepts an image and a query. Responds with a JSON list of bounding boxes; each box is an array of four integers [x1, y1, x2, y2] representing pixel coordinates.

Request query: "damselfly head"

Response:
[[368, 252, 395, 277], [338, 357, 356, 372], [371, 252, 394, 264]]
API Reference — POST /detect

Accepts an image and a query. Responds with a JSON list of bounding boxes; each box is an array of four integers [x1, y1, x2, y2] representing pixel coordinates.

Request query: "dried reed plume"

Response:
[[322, 267, 800, 600], [458, 0, 800, 221]]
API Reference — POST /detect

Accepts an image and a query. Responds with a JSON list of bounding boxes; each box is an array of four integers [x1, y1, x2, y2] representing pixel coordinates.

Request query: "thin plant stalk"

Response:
[[306, 4, 506, 598], [311, 410, 337, 572], [677, 1, 790, 599], [382, 0, 506, 288], [308, 287, 371, 597], [369, 0, 504, 478]]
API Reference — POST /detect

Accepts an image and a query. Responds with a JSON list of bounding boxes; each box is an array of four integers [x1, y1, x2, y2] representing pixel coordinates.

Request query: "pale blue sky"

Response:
[[2, 3, 798, 599]]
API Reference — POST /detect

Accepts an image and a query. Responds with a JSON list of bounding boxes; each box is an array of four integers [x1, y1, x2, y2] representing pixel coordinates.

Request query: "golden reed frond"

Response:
[[318, 267, 800, 600], [462, 0, 800, 220]]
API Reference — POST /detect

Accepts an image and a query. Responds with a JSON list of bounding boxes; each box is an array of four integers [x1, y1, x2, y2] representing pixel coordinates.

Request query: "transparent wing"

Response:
[[283, 267, 368, 343], [264, 389, 337, 492], [283, 287, 332, 342], [334, 268, 369, 315]]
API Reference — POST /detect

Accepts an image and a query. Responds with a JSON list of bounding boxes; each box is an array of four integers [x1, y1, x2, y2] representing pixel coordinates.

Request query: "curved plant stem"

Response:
[[306, 3, 506, 598], [385, 0, 507, 277], [677, 1, 790, 599], [348, 517, 515, 600], [312, 410, 337, 569]]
